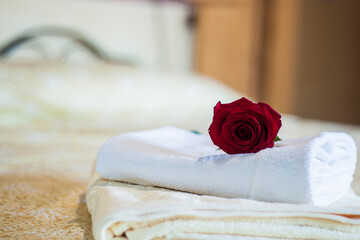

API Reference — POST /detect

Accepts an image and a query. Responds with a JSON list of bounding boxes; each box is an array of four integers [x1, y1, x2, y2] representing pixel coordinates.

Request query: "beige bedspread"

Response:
[[1, 63, 360, 239], [1, 116, 360, 239], [0, 127, 106, 239]]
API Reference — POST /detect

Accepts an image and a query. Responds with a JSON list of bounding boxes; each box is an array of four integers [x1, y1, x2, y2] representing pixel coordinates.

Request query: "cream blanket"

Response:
[[86, 172, 360, 240]]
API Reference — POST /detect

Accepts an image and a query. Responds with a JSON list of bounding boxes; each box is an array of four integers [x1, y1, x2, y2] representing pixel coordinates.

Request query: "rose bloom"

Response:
[[208, 97, 282, 154]]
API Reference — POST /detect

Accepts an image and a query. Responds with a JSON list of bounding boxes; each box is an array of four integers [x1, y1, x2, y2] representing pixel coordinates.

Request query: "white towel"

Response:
[[96, 126, 357, 206], [86, 173, 360, 240]]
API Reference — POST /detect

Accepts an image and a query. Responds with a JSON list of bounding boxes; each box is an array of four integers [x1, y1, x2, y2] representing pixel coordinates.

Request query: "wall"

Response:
[[0, 0, 194, 72]]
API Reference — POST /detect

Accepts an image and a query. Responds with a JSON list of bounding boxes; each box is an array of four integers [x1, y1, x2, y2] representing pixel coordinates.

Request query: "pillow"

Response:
[[0, 62, 242, 133]]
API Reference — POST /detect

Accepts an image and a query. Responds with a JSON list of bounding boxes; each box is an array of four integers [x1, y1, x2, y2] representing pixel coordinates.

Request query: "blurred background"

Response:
[[0, 0, 359, 125]]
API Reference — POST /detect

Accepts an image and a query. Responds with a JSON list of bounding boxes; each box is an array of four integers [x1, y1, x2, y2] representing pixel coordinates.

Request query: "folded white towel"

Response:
[[96, 127, 357, 206], [86, 173, 360, 240]]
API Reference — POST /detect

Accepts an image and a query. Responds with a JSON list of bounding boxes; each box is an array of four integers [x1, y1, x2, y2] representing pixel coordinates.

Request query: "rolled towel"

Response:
[[96, 126, 357, 206]]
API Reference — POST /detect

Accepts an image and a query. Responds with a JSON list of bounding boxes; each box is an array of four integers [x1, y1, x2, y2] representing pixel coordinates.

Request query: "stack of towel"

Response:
[[87, 127, 360, 240]]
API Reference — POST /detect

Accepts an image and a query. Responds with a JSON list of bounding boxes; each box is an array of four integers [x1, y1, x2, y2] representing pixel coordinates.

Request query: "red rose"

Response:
[[208, 97, 282, 154]]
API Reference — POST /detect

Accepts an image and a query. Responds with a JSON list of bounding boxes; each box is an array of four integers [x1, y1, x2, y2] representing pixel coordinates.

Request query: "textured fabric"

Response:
[[96, 127, 357, 206], [0, 128, 105, 239], [86, 173, 360, 240]]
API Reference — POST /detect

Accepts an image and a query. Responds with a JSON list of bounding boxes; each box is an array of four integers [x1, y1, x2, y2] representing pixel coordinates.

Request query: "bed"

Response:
[[1, 62, 359, 239]]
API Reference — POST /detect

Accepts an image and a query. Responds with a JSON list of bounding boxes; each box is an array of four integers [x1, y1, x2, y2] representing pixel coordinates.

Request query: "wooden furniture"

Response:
[[263, 0, 360, 124], [191, 0, 264, 100], [191, 0, 360, 124]]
